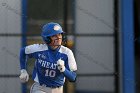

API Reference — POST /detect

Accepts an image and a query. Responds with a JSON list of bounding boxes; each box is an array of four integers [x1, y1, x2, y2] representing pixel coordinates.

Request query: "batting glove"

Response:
[[57, 59, 65, 72], [19, 69, 29, 83]]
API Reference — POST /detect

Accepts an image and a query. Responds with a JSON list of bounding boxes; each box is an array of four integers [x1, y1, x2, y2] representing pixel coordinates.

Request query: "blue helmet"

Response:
[[41, 22, 64, 44]]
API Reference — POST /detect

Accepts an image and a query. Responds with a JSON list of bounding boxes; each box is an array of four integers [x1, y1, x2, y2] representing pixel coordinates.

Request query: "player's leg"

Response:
[[52, 86, 63, 93], [30, 82, 63, 93], [30, 82, 47, 93]]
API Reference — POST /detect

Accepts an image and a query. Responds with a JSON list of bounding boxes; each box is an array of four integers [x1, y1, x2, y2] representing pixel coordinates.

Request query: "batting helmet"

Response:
[[41, 22, 64, 44]]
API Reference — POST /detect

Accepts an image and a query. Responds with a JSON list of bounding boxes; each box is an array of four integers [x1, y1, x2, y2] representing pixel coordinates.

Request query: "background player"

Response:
[[19, 22, 77, 93]]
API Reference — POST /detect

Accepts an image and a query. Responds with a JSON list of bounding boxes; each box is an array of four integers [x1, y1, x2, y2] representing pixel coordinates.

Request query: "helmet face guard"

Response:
[[41, 22, 65, 45]]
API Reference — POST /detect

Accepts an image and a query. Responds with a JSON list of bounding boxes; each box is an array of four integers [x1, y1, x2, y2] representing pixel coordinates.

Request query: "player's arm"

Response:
[[19, 47, 29, 83], [20, 47, 27, 69], [57, 59, 77, 82], [20, 47, 34, 69], [57, 49, 77, 82], [19, 44, 40, 83], [20, 44, 44, 69], [63, 68, 77, 82]]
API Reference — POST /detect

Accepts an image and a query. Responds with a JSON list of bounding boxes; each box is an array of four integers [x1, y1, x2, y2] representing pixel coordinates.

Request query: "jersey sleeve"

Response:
[[62, 49, 77, 82], [20, 44, 36, 69], [20, 44, 48, 69], [67, 50, 77, 71], [20, 47, 27, 69], [25, 44, 40, 54]]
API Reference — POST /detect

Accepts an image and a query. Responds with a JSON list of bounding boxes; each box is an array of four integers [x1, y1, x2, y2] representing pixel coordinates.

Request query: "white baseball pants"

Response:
[[30, 82, 63, 93]]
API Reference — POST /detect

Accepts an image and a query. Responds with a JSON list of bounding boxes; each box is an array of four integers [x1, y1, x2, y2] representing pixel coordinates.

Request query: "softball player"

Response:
[[19, 22, 77, 93]]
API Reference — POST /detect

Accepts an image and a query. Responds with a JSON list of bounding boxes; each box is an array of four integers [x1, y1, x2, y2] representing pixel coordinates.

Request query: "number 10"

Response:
[[45, 69, 56, 77]]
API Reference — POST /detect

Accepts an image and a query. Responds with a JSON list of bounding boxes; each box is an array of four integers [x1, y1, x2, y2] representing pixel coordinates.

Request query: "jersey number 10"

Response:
[[45, 69, 56, 77]]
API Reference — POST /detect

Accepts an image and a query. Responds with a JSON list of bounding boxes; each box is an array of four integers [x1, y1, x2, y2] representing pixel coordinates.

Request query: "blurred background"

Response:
[[0, 0, 139, 93]]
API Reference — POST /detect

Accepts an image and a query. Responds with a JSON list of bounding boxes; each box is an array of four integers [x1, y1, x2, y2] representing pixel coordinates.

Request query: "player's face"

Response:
[[49, 33, 62, 49]]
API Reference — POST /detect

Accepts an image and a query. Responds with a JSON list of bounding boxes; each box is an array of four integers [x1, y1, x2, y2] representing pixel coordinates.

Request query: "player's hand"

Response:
[[57, 59, 65, 72], [19, 69, 29, 83]]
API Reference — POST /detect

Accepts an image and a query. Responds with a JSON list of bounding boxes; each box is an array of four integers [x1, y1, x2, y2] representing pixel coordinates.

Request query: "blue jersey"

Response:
[[20, 44, 77, 87]]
